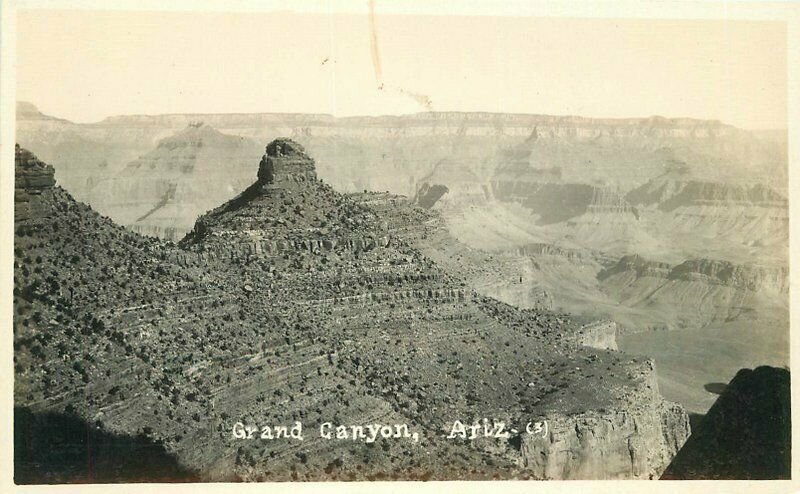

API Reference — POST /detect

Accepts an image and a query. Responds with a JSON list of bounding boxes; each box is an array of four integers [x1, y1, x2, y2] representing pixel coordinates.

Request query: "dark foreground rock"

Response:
[[661, 365, 790, 479], [14, 407, 198, 484]]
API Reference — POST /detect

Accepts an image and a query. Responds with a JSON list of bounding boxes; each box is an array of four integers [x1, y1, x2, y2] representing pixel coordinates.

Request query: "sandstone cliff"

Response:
[[520, 360, 689, 479]]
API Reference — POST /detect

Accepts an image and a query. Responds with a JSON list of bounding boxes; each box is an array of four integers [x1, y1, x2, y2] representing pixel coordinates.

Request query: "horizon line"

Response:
[[17, 101, 788, 132]]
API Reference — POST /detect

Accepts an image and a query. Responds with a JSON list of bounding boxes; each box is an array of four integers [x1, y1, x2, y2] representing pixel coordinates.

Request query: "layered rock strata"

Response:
[[14, 142, 689, 481]]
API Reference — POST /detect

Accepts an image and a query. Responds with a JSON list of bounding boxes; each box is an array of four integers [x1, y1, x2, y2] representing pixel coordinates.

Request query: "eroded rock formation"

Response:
[[14, 143, 690, 481]]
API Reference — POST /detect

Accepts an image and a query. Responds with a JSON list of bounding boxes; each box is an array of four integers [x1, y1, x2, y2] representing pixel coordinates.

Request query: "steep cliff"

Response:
[[627, 178, 788, 211], [577, 320, 619, 351], [623, 177, 789, 263], [519, 360, 689, 480], [412, 183, 449, 209], [491, 180, 638, 225]]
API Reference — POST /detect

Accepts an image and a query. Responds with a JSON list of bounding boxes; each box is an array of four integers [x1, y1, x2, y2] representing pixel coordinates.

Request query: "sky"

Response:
[[15, 8, 787, 129]]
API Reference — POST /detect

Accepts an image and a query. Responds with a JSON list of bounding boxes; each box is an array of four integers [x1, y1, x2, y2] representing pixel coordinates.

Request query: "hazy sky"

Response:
[[16, 9, 787, 129]]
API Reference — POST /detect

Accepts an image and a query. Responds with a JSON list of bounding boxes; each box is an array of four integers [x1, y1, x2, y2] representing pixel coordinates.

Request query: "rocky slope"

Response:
[[14, 143, 689, 481]]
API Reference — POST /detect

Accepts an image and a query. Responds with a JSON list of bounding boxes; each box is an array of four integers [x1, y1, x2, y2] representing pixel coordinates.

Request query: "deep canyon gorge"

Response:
[[14, 102, 789, 480]]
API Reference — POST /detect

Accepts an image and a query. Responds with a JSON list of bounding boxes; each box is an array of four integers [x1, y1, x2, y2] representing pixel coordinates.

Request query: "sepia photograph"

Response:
[[2, 0, 797, 490]]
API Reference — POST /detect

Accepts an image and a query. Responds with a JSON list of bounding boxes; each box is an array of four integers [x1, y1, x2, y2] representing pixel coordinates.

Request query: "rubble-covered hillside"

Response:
[[14, 142, 689, 481]]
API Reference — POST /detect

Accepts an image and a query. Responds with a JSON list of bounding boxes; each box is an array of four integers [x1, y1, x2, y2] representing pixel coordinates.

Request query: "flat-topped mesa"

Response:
[[257, 138, 316, 185]]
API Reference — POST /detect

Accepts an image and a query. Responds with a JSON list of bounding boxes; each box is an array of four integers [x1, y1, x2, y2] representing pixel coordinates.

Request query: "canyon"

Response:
[[14, 102, 789, 478], [14, 143, 691, 481]]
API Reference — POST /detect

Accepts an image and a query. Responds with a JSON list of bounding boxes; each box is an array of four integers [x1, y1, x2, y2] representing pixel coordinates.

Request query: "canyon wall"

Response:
[[520, 360, 689, 479]]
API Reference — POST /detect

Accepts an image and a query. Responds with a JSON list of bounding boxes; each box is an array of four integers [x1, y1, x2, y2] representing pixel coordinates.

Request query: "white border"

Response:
[[1, 1, 798, 493]]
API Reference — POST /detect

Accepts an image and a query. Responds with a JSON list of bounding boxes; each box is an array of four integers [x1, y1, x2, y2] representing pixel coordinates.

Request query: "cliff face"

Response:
[[412, 183, 449, 209], [597, 255, 673, 281], [15, 144, 690, 481], [491, 181, 638, 225], [577, 320, 619, 351], [669, 259, 788, 292], [596, 254, 788, 332], [521, 402, 689, 479], [517, 359, 689, 479], [257, 139, 317, 184], [622, 177, 789, 264], [599, 255, 788, 294], [627, 178, 788, 211]]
